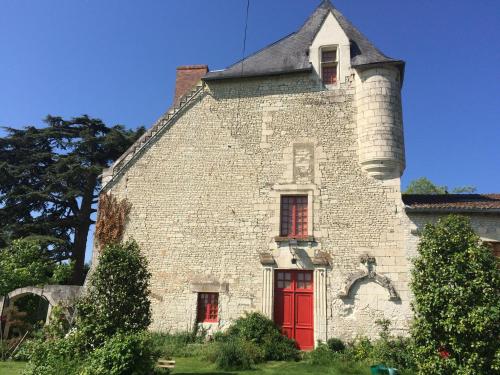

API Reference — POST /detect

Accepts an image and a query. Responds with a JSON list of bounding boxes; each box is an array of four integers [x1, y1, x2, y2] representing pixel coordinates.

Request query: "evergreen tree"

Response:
[[411, 215, 500, 374], [0, 115, 144, 284]]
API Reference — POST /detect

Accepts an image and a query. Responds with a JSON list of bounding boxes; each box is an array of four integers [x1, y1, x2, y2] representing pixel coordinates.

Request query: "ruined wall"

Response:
[[103, 71, 411, 340]]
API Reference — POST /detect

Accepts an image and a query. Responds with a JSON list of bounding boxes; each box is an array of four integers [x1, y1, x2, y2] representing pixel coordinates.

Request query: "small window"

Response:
[[320, 47, 338, 85], [280, 195, 308, 238], [197, 293, 218, 323]]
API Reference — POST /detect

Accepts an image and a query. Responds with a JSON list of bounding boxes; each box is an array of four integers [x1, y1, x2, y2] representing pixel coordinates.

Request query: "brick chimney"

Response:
[[174, 65, 208, 105]]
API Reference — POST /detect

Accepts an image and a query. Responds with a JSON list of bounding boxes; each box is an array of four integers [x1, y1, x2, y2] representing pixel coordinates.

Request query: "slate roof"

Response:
[[403, 194, 500, 212], [204, 0, 404, 81]]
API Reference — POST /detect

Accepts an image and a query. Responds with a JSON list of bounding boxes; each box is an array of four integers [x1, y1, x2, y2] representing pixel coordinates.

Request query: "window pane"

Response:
[[280, 195, 308, 238], [321, 49, 336, 62], [198, 293, 218, 322], [322, 66, 337, 85]]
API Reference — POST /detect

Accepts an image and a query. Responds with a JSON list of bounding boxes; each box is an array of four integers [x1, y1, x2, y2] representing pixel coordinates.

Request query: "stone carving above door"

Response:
[[338, 254, 400, 301]]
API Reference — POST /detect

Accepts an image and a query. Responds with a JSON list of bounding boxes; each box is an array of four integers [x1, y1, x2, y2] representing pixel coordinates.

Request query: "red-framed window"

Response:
[[197, 293, 218, 323], [321, 48, 338, 85], [280, 195, 308, 238]]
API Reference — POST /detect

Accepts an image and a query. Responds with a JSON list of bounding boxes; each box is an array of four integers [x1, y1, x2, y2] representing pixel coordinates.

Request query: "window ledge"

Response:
[[274, 236, 315, 243]]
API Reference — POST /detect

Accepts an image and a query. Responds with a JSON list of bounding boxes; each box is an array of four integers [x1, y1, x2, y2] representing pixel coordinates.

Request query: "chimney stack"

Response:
[[174, 65, 208, 105]]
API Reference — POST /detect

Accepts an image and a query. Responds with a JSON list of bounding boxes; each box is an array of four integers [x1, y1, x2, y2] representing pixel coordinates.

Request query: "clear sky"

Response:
[[1, 0, 499, 261]]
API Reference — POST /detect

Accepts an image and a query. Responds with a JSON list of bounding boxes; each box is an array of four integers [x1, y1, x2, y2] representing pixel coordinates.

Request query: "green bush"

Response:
[[77, 241, 152, 348], [0, 239, 73, 296], [150, 328, 207, 358], [225, 312, 299, 361], [411, 215, 500, 374], [339, 334, 415, 373], [226, 312, 277, 344], [306, 343, 337, 366], [261, 331, 299, 361], [327, 337, 346, 353], [344, 336, 374, 362], [214, 339, 254, 371], [22, 332, 86, 375], [80, 332, 160, 375]]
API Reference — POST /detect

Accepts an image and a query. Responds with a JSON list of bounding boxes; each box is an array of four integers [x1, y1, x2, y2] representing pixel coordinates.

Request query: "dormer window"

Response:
[[320, 47, 338, 85]]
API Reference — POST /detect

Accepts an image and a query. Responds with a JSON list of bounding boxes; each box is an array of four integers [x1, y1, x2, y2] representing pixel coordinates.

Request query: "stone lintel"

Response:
[[190, 281, 228, 293]]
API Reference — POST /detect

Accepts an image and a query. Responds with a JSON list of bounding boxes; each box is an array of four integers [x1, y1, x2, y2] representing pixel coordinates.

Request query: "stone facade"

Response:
[[94, 2, 499, 345], [100, 64, 414, 340]]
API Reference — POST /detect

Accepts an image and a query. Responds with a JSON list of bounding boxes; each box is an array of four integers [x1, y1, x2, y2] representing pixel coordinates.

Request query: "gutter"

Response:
[[404, 206, 500, 214], [202, 67, 313, 81]]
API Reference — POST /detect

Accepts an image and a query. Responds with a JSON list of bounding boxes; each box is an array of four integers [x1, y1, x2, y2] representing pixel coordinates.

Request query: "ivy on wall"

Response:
[[94, 193, 131, 249]]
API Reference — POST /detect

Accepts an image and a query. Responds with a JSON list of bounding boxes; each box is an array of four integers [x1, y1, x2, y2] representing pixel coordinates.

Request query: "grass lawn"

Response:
[[0, 358, 372, 375], [0, 361, 27, 375], [172, 357, 371, 375]]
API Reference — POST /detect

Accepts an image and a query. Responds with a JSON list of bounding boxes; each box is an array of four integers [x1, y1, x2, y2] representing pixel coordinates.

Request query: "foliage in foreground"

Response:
[[306, 320, 415, 373], [224, 312, 299, 362], [81, 332, 161, 375], [77, 240, 152, 348], [0, 239, 73, 296], [22, 241, 158, 375], [411, 215, 500, 374]]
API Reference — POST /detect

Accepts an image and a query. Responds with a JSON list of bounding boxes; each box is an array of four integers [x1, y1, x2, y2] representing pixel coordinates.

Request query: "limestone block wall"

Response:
[[102, 71, 411, 340], [355, 67, 405, 179]]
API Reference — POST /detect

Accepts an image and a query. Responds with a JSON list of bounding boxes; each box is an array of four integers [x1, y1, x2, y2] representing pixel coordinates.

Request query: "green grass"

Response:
[[0, 361, 27, 375], [172, 357, 371, 375], [0, 357, 372, 375]]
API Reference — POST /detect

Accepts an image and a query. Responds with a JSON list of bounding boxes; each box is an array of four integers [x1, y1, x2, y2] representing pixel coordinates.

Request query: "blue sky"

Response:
[[1, 0, 499, 261]]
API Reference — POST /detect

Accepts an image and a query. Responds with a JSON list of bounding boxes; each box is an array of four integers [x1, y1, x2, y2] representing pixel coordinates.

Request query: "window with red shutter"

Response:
[[197, 293, 218, 323], [280, 195, 308, 238]]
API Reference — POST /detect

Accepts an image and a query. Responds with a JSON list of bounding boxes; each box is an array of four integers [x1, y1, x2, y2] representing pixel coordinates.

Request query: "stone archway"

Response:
[[0, 285, 82, 337]]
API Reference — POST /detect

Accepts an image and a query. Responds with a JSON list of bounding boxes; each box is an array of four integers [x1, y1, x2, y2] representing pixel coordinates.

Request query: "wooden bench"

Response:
[[157, 359, 176, 369]]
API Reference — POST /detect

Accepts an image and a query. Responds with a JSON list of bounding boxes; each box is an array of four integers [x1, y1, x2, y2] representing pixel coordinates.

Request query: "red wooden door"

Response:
[[274, 270, 314, 350]]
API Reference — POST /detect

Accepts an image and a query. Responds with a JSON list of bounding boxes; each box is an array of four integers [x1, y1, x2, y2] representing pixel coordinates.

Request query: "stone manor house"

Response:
[[96, 1, 500, 350]]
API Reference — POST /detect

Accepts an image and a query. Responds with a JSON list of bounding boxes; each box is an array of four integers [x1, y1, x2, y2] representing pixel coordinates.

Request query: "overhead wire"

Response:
[[235, 0, 251, 130]]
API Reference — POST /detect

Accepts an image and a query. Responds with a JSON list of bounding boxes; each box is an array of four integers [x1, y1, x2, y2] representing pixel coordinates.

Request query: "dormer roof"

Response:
[[204, 0, 404, 81]]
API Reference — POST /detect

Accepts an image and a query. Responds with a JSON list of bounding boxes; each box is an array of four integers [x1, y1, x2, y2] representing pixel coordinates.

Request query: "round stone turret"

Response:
[[355, 67, 405, 179]]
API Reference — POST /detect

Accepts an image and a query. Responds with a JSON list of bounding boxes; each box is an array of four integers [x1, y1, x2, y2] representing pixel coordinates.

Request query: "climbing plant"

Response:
[[410, 215, 500, 374], [94, 193, 131, 249]]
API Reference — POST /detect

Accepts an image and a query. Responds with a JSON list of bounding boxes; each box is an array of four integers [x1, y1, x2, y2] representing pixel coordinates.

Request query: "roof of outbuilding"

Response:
[[403, 194, 500, 212], [204, 0, 404, 81]]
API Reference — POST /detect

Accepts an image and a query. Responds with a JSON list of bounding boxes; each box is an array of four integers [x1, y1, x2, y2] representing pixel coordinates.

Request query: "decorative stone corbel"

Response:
[[312, 251, 330, 266], [338, 254, 399, 301], [259, 252, 276, 266]]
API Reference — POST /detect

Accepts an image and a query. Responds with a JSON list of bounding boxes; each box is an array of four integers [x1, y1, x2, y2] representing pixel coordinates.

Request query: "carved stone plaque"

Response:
[[293, 144, 314, 183]]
